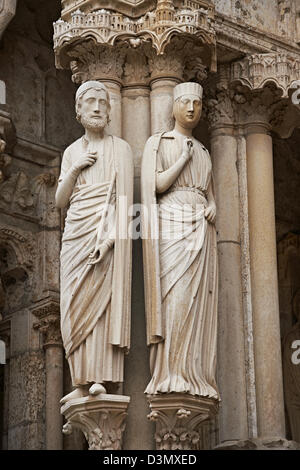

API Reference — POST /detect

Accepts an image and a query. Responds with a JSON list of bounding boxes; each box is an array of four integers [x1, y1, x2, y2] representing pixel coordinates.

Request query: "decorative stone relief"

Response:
[[0, 168, 56, 221], [147, 394, 218, 450], [123, 49, 149, 86], [0, 226, 38, 318], [8, 350, 46, 450], [54, 0, 217, 74], [61, 0, 157, 19], [231, 53, 300, 98], [68, 42, 127, 84], [32, 297, 62, 348], [61, 395, 130, 450]]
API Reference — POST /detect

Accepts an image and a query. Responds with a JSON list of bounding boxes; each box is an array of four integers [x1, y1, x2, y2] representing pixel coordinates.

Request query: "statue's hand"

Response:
[[181, 138, 194, 162], [72, 151, 98, 173], [205, 202, 216, 224], [88, 241, 111, 265]]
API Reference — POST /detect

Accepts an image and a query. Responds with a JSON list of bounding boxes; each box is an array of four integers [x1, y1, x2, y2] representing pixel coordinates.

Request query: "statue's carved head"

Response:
[[173, 82, 203, 130], [75, 81, 111, 130]]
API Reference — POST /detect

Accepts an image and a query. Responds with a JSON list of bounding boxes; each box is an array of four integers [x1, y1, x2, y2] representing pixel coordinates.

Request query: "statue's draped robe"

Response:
[[142, 131, 219, 399], [58, 134, 133, 386]]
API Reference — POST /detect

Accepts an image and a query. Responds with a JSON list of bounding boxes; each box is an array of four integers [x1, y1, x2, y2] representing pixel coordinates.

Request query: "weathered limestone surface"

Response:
[[0, 0, 300, 451]]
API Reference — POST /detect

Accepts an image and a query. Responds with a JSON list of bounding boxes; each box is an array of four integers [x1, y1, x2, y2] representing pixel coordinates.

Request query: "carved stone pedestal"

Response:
[[147, 394, 219, 450], [61, 394, 130, 450]]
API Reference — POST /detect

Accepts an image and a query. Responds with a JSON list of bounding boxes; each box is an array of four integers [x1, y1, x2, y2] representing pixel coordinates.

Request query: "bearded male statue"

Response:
[[56, 81, 133, 403], [142, 82, 219, 400]]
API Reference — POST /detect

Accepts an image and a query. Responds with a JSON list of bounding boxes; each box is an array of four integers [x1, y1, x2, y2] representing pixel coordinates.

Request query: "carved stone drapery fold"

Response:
[[61, 395, 130, 450], [147, 394, 219, 450]]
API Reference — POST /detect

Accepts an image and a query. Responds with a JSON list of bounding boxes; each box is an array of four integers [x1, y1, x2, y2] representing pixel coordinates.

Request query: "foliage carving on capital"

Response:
[[147, 394, 218, 450], [123, 49, 150, 85], [54, 1, 216, 74], [32, 298, 62, 347], [68, 42, 127, 84], [61, 396, 130, 450]]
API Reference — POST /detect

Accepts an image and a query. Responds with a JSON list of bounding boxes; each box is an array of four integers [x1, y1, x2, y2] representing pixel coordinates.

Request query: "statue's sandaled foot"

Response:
[[89, 383, 106, 396], [60, 387, 88, 405]]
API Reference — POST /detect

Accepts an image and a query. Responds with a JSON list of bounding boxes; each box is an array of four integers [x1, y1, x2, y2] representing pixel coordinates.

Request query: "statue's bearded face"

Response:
[[78, 89, 110, 130], [173, 94, 202, 129]]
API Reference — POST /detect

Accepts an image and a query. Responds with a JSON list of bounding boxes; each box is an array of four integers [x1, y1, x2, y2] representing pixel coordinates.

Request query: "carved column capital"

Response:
[[147, 394, 219, 450], [123, 48, 150, 87], [61, 395, 130, 450], [54, 1, 216, 71], [205, 66, 235, 130], [32, 297, 62, 348], [68, 41, 127, 85]]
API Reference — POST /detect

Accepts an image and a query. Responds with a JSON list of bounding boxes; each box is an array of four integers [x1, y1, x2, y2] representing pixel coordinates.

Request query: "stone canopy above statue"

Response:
[[61, 0, 213, 20], [54, 0, 216, 74]]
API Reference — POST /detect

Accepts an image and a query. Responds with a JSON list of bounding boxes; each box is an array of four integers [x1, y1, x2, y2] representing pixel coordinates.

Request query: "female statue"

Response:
[[142, 82, 219, 399]]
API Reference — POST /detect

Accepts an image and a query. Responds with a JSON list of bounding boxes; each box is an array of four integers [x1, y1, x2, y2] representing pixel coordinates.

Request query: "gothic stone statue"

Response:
[[56, 81, 133, 403], [141, 82, 219, 399]]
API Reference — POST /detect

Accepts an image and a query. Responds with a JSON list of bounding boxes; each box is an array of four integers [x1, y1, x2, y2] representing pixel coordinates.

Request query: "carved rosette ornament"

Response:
[[147, 394, 218, 450], [61, 395, 130, 450]]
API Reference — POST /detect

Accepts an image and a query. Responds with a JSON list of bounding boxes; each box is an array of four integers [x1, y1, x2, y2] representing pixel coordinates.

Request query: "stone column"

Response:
[[245, 120, 285, 439], [207, 87, 249, 443], [32, 298, 64, 450], [121, 49, 154, 450], [148, 52, 184, 134], [122, 49, 151, 171]]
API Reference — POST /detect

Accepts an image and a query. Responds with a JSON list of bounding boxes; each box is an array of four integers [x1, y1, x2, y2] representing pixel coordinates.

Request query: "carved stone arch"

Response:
[[0, 227, 34, 317]]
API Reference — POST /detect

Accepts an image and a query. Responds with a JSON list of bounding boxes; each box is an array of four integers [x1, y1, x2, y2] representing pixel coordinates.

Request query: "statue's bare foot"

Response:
[[89, 383, 106, 396], [60, 387, 88, 405]]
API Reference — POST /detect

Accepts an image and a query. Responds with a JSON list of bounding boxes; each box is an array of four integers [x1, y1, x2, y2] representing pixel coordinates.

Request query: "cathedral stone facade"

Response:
[[0, 0, 300, 450]]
